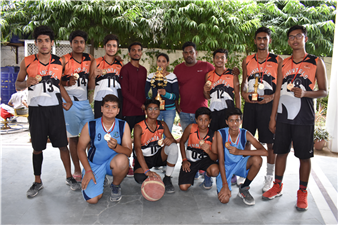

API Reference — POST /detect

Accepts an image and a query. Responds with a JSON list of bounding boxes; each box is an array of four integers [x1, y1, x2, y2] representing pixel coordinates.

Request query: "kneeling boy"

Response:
[[77, 94, 132, 204], [133, 99, 178, 193], [216, 108, 267, 205], [179, 107, 219, 191]]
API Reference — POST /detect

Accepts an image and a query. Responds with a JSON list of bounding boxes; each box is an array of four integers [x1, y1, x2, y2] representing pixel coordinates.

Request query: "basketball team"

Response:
[[15, 24, 328, 211]]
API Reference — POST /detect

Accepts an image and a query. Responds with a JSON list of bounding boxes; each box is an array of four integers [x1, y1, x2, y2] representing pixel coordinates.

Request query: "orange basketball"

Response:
[[141, 176, 165, 201]]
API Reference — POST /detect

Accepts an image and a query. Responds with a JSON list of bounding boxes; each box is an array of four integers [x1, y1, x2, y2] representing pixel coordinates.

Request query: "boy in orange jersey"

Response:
[[91, 34, 123, 119], [15, 25, 77, 198], [178, 107, 219, 191], [241, 27, 283, 192], [133, 99, 178, 193], [263, 25, 328, 211]]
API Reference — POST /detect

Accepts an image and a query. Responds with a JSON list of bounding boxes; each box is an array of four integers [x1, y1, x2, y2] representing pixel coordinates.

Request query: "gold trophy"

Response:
[[150, 66, 167, 110], [250, 73, 260, 101]]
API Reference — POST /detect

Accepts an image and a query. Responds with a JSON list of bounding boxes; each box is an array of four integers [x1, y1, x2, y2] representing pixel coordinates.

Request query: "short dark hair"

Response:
[[195, 107, 211, 119], [182, 41, 196, 51], [103, 34, 119, 46], [33, 25, 54, 41], [128, 42, 143, 52], [102, 94, 120, 107], [255, 27, 271, 38], [157, 53, 169, 62], [69, 30, 88, 43], [213, 49, 228, 59], [287, 25, 307, 37], [144, 99, 160, 109], [225, 108, 242, 120]]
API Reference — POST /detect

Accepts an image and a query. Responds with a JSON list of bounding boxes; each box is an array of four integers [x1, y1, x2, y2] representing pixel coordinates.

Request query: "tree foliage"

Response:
[[1, 0, 336, 57]]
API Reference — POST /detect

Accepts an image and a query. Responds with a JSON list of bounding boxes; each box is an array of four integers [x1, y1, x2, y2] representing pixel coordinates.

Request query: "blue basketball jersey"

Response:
[[87, 118, 126, 165], [218, 128, 247, 165]]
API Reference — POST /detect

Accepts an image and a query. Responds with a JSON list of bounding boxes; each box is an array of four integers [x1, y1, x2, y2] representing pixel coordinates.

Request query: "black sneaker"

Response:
[[238, 184, 255, 205], [27, 182, 43, 198], [163, 176, 175, 194], [66, 177, 81, 191]]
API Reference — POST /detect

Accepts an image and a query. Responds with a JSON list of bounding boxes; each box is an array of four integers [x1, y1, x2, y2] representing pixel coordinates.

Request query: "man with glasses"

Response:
[[241, 27, 283, 191], [263, 25, 328, 211]]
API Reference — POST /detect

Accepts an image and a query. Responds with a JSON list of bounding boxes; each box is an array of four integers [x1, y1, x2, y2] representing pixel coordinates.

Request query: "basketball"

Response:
[[141, 176, 165, 201]]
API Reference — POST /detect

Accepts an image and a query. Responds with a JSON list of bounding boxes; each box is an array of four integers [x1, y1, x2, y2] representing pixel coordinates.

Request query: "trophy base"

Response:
[[249, 94, 264, 102], [160, 100, 165, 110]]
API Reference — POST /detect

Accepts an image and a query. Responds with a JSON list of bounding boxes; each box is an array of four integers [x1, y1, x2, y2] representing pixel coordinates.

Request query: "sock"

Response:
[[242, 178, 252, 188], [267, 163, 274, 176], [275, 175, 283, 186], [33, 152, 43, 177], [300, 181, 308, 190], [165, 166, 174, 177]]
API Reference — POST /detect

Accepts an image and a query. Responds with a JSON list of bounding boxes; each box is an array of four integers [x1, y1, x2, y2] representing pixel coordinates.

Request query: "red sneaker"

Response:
[[127, 167, 134, 177], [262, 182, 283, 200], [296, 189, 308, 211]]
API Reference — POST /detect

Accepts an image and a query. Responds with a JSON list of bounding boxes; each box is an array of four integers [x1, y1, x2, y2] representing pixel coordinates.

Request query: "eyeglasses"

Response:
[[147, 107, 159, 111], [288, 33, 304, 41]]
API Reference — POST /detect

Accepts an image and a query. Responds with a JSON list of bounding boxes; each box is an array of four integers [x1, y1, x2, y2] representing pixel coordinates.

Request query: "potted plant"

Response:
[[313, 127, 329, 150]]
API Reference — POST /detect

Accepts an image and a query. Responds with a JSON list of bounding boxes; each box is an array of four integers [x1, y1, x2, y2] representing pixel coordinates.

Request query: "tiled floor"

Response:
[[1, 130, 337, 225]]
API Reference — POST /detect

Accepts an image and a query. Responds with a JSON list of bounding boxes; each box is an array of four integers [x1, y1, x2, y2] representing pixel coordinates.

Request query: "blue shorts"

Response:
[[63, 100, 94, 137], [216, 156, 250, 192], [81, 153, 117, 201]]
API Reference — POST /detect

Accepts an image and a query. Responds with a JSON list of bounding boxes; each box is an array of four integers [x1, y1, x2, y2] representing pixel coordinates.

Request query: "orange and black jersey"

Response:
[[245, 53, 278, 96], [137, 120, 164, 157], [206, 69, 235, 111], [25, 54, 63, 107], [277, 54, 318, 125], [93, 57, 123, 101], [186, 124, 214, 162], [62, 53, 92, 101]]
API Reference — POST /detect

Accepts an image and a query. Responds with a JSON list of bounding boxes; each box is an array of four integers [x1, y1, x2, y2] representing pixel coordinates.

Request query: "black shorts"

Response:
[[273, 122, 314, 159], [210, 108, 228, 132], [123, 115, 146, 131], [133, 148, 167, 171], [29, 105, 68, 151], [94, 100, 122, 119], [179, 158, 218, 185], [242, 102, 274, 144]]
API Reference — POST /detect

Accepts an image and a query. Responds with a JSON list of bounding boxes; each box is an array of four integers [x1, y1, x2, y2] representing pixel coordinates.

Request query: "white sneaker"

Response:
[[236, 176, 245, 186], [262, 175, 274, 193]]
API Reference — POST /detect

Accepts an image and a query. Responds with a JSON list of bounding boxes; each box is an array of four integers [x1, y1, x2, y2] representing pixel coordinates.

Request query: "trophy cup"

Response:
[[150, 66, 167, 110], [250, 73, 260, 101]]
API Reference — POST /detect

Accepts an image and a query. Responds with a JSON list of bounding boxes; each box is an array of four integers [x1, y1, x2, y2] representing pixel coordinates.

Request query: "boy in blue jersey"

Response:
[[216, 108, 267, 205], [77, 94, 132, 204]]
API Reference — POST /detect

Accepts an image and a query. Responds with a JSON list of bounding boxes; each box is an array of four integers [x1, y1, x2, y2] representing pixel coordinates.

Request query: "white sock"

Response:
[[267, 163, 274, 176], [165, 166, 174, 177]]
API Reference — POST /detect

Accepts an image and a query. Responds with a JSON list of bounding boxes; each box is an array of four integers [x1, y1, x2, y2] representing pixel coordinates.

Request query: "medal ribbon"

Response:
[[197, 127, 209, 142], [290, 54, 308, 83], [211, 70, 226, 85], [71, 53, 83, 75], [227, 129, 240, 146], [146, 119, 160, 140], [255, 53, 269, 84], [37, 54, 52, 77], [101, 117, 115, 134]]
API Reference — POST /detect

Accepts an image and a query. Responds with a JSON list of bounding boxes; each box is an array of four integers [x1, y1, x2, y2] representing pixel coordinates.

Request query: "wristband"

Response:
[[182, 158, 188, 162], [144, 169, 150, 175], [113, 143, 118, 149], [85, 170, 92, 174]]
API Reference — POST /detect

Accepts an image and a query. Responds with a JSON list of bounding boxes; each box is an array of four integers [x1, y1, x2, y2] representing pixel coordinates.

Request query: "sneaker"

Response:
[[202, 172, 213, 190], [104, 175, 109, 186], [237, 176, 245, 186], [296, 189, 308, 211], [262, 182, 283, 200], [262, 175, 274, 193], [194, 171, 200, 180], [199, 170, 204, 175], [163, 176, 175, 193], [231, 174, 237, 185], [27, 182, 43, 198], [127, 167, 134, 177], [110, 184, 122, 202], [66, 177, 81, 191], [238, 184, 255, 205]]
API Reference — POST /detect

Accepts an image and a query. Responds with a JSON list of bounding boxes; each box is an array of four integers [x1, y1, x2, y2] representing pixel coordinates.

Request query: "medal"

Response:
[[287, 83, 294, 90], [102, 69, 107, 75], [199, 139, 205, 146], [158, 139, 163, 146], [104, 133, 111, 141], [73, 73, 79, 79], [258, 83, 264, 89], [206, 81, 212, 87], [225, 142, 231, 148], [35, 75, 42, 82]]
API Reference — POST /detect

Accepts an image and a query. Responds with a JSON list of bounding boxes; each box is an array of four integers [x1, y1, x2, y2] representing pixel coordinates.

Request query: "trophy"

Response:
[[249, 73, 264, 101], [150, 66, 167, 110]]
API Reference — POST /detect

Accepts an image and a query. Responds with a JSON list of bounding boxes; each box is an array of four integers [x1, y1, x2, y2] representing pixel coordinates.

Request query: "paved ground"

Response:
[[1, 125, 337, 225]]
